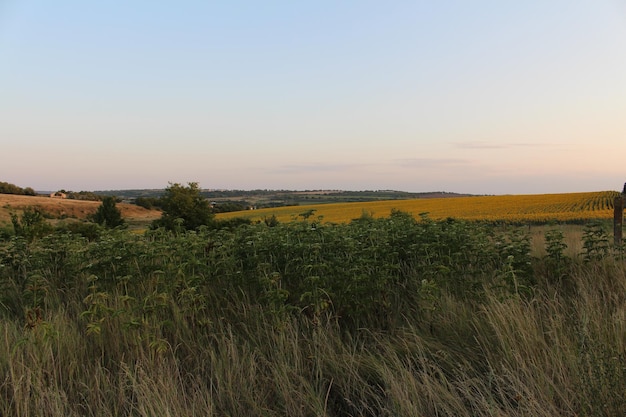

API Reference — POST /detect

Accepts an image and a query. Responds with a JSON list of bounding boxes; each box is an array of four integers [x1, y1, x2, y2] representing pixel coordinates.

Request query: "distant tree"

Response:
[[68, 191, 105, 201], [0, 181, 36, 195], [151, 182, 214, 231], [92, 196, 125, 228], [211, 201, 247, 213], [135, 196, 162, 210]]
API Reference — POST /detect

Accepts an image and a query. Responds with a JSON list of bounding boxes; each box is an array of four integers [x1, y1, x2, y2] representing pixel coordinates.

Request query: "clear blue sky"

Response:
[[2, 1, 626, 194]]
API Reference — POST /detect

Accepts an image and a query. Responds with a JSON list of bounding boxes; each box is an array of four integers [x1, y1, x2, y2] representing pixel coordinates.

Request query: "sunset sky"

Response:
[[1, 1, 626, 194]]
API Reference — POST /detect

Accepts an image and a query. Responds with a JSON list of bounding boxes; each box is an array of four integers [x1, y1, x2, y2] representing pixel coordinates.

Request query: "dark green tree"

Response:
[[151, 182, 214, 231], [92, 196, 125, 228]]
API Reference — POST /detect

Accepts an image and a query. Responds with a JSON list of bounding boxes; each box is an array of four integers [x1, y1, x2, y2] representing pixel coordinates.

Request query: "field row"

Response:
[[216, 191, 622, 224]]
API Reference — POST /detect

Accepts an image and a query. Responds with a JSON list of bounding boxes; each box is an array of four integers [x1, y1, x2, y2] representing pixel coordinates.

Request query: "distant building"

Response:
[[50, 192, 67, 199]]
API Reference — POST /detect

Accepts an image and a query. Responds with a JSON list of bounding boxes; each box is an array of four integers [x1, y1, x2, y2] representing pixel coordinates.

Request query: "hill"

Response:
[[92, 188, 474, 208], [0, 194, 161, 228]]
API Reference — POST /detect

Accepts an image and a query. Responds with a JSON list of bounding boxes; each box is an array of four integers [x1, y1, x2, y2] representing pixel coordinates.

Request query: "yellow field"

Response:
[[216, 191, 621, 224]]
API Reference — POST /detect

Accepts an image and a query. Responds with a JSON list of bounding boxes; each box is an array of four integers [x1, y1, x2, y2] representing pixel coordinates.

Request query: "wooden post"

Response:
[[615, 196, 623, 246], [615, 183, 626, 246]]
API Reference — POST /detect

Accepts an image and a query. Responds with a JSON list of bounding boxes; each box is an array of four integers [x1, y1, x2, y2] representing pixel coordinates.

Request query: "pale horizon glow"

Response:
[[1, 1, 626, 194]]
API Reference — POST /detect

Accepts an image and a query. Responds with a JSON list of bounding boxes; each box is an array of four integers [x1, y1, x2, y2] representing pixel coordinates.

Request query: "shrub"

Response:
[[151, 182, 214, 231], [91, 196, 125, 228]]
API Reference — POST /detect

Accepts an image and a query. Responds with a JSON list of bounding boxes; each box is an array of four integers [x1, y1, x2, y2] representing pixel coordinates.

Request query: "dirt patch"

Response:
[[0, 194, 162, 226]]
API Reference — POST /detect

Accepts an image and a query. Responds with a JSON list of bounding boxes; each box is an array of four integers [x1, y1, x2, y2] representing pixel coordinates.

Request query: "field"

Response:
[[1, 208, 625, 416], [1, 191, 620, 231], [216, 190, 621, 224], [0, 194, 162, 228]]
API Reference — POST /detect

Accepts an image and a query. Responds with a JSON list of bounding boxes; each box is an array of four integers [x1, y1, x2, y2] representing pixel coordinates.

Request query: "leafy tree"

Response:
[[151, 182, 214, 231], [10, 207, 53, 241], [92, 196, 125, 228]]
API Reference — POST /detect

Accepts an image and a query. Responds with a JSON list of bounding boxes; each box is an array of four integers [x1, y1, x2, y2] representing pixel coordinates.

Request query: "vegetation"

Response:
[[151, 182, 214, 231], [91, 196, 125, 229], [65, 190, 106, 201], [0, 181, 36, 196], [217, 190, 621, 224], [9, 207, 53, 242], [94, 188, 469, 210], [1, 210, 625, 416], [134, 196, 162, 210]]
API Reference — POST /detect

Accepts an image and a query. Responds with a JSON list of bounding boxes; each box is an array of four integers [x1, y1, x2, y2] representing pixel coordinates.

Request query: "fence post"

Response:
[[615, 183, 626, 246]]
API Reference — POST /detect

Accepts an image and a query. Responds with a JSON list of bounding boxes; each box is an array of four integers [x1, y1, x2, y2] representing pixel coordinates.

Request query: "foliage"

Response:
[[263, 214, 280, 227], [0, 181, 36, 196], [582, 220, 610, 262], [212, 216, 253, 230], [134, 196, 162, 210], [211, 201, 248, 213], [151, 182, 214, 231], [91, 196, 125, 228], [55, 221, 102, 241], [1, 215, 625, 416], [10, 207, 53, 242], [66, 190, 105, 201]]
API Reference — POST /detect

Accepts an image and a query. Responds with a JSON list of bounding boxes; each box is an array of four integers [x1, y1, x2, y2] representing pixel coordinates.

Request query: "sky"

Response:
[[1, 1, 626, 195]]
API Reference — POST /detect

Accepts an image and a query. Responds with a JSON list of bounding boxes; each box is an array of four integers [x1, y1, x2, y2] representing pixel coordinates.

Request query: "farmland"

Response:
[[217, 190, 621, 224], [1, 189, 625, 415], [1, 191, 620, 230], [0, 194, 161, 229]]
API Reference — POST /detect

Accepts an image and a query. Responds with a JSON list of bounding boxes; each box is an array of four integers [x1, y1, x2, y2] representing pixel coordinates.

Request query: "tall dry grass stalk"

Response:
[[1, 227, 625, 416]]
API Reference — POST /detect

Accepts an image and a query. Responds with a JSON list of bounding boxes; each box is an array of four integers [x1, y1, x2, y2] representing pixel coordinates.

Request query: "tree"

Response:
[[134, 196, 161, 210], [92, 196, 125, 228], [11, 207, 53, 241], [151, 182, 214, 231]]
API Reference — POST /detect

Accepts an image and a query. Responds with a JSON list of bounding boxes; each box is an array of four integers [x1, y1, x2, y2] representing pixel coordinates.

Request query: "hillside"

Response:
[[2, 190, 620, 230], [0, 194, 161, 227]]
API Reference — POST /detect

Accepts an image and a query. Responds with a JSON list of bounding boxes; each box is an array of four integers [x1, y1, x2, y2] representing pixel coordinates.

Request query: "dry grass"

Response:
[[0, 194, 161, 227], [3, 261, 625, 416], [1, 218, 625, 416], [529, 224, 586, 258]]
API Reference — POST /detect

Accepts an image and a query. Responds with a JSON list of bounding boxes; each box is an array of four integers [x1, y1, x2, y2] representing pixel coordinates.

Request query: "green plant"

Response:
[[582, 221, 610, 262], [91, 196, 125, 228], [2, 212, 626, 416], [151, 182, 214, 231], [10, 207, 53, 242]]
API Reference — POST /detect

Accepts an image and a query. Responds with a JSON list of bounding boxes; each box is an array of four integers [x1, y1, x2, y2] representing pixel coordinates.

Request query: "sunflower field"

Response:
[[216, 190, 621, 224]]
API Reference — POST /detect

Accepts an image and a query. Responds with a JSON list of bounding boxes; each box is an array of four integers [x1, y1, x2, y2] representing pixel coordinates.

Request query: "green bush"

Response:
[[151, 182, 214, 231], [91, 196, 125, 228]]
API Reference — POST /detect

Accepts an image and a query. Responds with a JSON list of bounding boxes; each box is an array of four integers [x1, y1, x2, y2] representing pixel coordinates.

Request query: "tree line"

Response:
[[0, 181, 36, 196]]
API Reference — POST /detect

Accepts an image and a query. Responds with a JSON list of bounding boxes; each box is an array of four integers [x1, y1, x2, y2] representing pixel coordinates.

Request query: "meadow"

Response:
[[0, 194, 161, 230], [1, 199, 625, 416]]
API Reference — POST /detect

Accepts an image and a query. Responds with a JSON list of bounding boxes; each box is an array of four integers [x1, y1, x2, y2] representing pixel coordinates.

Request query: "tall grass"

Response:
[[1, 217, 625, 416]]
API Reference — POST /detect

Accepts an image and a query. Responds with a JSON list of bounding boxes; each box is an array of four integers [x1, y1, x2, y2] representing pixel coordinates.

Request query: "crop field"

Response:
[[216, 190, 621, 224]]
